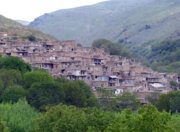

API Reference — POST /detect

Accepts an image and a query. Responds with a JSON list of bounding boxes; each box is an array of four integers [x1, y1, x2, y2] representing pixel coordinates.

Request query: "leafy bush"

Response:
[[111, 92, 141, 111], [35, 105, 115, 132], [0, 119, 9, 132], [23, 71, 54, 89], [1, 85, 27, 103], [156, 91, 180, 113], [145, 92, 160, 105], [62, 80, 99, 107], [35, 104, 172, 132], [148, 39, 180, 74], [0, 99, 41, 132], [27, 35, 36, 42], [28, 81, 65, 109], [170, 114, 180, 131], [92, 39, 131, 58], [0, 69, 22, 92], [34, 105, 87, 132], [1, 56, 31, 73]]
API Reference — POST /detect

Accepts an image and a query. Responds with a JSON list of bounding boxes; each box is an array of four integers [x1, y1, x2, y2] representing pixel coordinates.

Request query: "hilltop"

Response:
[[0, 15, 56, 41], [29, 0, 180, 48]]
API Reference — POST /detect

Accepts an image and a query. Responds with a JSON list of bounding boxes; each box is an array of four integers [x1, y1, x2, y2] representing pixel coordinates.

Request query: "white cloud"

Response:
[[0, 0, 107, 21]]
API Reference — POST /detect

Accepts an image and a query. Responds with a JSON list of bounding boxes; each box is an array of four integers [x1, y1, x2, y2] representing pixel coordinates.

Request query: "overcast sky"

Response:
[[1, 0, 107, 22]]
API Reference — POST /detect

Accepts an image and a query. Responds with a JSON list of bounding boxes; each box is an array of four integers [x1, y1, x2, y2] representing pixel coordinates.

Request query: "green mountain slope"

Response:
[[0, 15, 56, 41], [146, 39, 180, 75], [29, 0, 180, 47], [29, 0, 154, 46]]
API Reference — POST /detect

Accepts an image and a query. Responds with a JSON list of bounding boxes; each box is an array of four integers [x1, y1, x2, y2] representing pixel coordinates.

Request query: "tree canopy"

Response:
[[0, 56, 31, 73], [1, 85, 27, 103], [28, 81, 65, 109], [156, 91, 180, 113], [62, 80, 99, 107], [92, 39, 131, 58], [147, 39, 180, 75], [111, 92, 141, 111], [34, 104, 173, 132], [23, 71, 54, 89]]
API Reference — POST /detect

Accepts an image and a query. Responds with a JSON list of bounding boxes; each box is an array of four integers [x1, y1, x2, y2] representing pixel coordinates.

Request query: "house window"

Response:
[[120, 80, 124, 84], [87, 77, 90, 80], [131, 80, 134, 84]]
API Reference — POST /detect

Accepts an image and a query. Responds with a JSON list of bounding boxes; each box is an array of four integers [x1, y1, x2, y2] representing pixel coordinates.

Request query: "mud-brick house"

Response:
[[0, 39, 178, 102]]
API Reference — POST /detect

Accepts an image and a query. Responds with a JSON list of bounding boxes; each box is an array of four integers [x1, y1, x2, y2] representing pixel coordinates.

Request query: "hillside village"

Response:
[[0, 33, 179, 103]]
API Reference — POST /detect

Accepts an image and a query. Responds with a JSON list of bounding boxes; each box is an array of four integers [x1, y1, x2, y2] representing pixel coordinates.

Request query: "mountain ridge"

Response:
[[29, 0, 154, 46], [0, 15, 56, 41], [29, 0, 180, 47]]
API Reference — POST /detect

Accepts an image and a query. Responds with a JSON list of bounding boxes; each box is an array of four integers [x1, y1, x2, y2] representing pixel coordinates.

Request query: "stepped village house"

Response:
[[0, 36, 179, 103]]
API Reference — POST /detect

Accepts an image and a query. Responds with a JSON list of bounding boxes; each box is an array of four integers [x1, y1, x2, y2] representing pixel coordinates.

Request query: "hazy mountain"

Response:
[[29, 0, 154, 45], [0, 15, 56, 41], [16, 20, 30, 25], [29, 0, 180, 48]]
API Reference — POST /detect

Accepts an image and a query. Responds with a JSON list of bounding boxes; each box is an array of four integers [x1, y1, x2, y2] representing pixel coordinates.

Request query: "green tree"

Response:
[[27, 35, 36, 42], [0, 69, 22, 93], [1, 85, 27, 103], [145, 92, 160, 105], [0, 119, 9, 132], [96, 87, 113, 108], [34, 105, 87, 132], [23, 71, 54, 89], [84, 107, 115, 131], [35, 104, 173, 132], [63, 80, 99, 107], [156, 91, 180, 113], [148, 39, 180, 74], [170, 80, 179, 90], [28, 81, 65, 109], [135, 104, 172, 132], [35, 105, 115, 132], [106, 104, 172, 132], [1, 56, 31, 73], [0, 98, 41, 132], [111, 92, 140, 111], [92, 39, 131, 58]]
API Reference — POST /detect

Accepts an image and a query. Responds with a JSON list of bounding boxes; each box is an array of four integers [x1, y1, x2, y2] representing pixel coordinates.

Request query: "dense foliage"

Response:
[[0, 56, 31, 73], [147, 39, 180, 75], [96, 88, 140, 111], [1, 85, 27, 103], [92, 39, 131, 58], [111, 92, 141, 112], [145, 92, 160, 105], [28, 81, 65, 109], [0, 55, 180, 131], [0, 99, 41, 132], [23, 71, 54, 89], [34, 104, 173, 132], [156, 91, 180, 113], [62, 80, 99, 107], [0, 55, 99, 109]]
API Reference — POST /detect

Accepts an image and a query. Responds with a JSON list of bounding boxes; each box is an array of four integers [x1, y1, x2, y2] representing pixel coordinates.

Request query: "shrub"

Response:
[[0, 69, 22, 92], [27, 81, 65, 109], [23, 71, 54, 89], [1, 56, 31, 73], [0, 99, 41, 132], [1, 85, 27, 103]]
